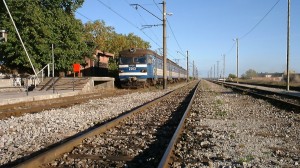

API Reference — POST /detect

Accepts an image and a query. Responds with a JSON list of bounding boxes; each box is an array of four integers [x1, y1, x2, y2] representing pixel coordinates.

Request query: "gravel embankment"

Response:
[[173, 80, 300, 167], [0, 89, 171, 165]]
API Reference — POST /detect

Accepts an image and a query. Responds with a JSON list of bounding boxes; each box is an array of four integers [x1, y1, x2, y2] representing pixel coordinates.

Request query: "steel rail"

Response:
[[231, 85, 300, 112], [158, 81, 200, 168], [13, 84, 191, 168], [214, 81, 300, 100], [213, 81, 300, 112]]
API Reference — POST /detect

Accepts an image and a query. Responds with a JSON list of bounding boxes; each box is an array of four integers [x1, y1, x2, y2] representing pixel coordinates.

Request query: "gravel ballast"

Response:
[[1, 81, 299, 167], [0, 89, 171, 165], [173, 80, 300, 167]]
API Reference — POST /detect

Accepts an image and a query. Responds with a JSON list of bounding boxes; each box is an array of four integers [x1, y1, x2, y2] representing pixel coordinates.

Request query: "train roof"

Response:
[[119, 48, 159, 57], [119, 48, 186, 71]]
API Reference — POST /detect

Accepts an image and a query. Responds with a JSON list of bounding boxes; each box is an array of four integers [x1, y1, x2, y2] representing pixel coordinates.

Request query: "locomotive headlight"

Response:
[[141, 69, 147, 73]]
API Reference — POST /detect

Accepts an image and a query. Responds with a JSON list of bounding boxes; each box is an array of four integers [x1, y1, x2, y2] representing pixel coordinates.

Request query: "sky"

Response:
[[75, 0, 300, 78]]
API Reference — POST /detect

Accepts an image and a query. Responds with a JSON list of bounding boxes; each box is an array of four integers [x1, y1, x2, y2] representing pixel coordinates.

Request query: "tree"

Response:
[[82, 20, 151, 75], [228, 74, 236, 79], [0, 0, 88, 74], [242, 69, 257, 79], [82, 20, 151, 58], [0, 1, 151, 76]]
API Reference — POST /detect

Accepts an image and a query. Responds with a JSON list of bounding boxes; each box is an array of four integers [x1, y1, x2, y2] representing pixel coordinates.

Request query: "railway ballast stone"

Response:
[[173, 80, 300, 167], [0, 90, 172, 166]]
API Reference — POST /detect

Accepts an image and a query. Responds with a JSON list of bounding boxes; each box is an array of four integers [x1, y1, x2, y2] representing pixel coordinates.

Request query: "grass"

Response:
[[237, 155, 255, 164], [214, 98, 227, 117], [215, 110, 227, 117], [216, 99, 223, 105]]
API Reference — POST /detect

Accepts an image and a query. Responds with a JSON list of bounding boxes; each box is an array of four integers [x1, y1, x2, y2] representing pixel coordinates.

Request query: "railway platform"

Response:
[[0, 77, 115, 106], [0, 88, 79, 106]]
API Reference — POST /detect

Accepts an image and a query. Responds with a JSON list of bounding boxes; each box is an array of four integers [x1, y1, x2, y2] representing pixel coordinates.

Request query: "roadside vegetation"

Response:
[[0, 0, 150, 76]]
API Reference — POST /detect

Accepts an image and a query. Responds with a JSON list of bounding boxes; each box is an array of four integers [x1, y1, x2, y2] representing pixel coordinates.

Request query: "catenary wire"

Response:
[[76, 11, 93, 22], [152, 0, 185, 57], [125, 0, 161, 46], [240, 0, 281, 40], [96, 0, 161, 48]]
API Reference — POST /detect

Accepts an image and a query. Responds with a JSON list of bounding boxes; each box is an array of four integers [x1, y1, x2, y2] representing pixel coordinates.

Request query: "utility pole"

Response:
[[193, 60, 195, 80], [186, 50, 189, 82], [210, 67, 213, 80], [217, 61, 219, 79], [223, 54, 226, 81], [131, 2, 169, 89], [286, 0, 290, 91], [235, 38, 239, 83], [162, 0, 167, 89], [3, 0, 38, 79], [214, 64, 215, 79]]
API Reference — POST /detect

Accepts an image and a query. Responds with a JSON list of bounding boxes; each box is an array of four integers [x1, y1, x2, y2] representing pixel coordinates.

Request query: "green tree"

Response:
[[82, 20, 151, 58], [228, 74, 236, 79], [82, 20, 151, 75], [242, 69, 257, 79], [0, 0, 88, 74]]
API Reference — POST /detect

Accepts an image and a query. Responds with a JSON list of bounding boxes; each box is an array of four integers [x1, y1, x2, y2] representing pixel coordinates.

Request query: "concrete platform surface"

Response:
[[0, 77, 115, 106], [0, 89, 79, 106]]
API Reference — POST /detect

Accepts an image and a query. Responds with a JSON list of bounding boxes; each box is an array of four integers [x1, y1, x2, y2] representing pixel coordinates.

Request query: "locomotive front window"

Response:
[[133, 57, 146, 64], [119, 57, 132, 64]]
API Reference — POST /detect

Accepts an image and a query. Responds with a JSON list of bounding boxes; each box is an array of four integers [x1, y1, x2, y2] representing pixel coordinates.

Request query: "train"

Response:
[[118, 48, 187, 87]]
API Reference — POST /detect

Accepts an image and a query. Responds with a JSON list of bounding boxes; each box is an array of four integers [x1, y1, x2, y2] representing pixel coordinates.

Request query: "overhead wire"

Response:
[[95, 0, 161, 48], [76, 11, 93, 22], [151, 0, 186, 62], [89, 0, 184, 67], [125, 0, 161, 45], [240, 0, 281, 40], [225, 0, 281, 58], [225, 41, 236, 56], [126, 0, 178, 60]]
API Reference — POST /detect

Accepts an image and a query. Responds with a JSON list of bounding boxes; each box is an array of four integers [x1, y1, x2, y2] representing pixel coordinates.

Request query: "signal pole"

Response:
[[131, 1, 170, 89], [217, 61, 219, 79], [186, 50, 189, 82], [223, 54, 226, 81], [193, 60, 195, 80], [214, 64, 215, 79], [210, 67, 213, 79], [286, 0, 290, 91], [235, 38, 239, 83], [163, 0, 167, 89]]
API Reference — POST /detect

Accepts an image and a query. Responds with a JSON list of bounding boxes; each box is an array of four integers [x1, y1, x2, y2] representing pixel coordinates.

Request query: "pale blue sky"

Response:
[[75, 0, 300, 77]]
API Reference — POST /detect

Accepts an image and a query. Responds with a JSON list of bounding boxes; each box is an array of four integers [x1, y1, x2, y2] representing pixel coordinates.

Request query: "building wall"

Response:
[[82, 50, 114, 77]]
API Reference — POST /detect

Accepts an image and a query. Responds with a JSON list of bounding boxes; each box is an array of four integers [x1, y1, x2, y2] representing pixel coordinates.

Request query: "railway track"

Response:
[[12, 81, 199, 167], [212, 81, 300, 112], [159, 80, 300, 167], [0, 82, 187, 120], [0, 89, 148, 120]]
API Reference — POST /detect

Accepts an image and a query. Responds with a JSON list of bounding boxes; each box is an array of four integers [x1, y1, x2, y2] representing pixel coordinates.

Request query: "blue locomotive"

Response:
[[118, 48, 187, 87]]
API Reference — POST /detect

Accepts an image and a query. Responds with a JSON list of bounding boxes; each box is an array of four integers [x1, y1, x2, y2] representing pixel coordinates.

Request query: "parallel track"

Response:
[[213, 81, 300, 112], [0, 89, 137, 120]]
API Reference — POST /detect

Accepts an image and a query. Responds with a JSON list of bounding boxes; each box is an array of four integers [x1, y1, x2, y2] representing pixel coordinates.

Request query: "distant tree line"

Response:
[[0, 0, 150, 75]]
